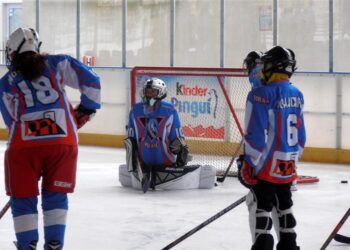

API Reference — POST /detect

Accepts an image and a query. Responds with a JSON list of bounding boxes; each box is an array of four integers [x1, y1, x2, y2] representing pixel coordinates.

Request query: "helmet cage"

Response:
[[141, 78, 167, 106]]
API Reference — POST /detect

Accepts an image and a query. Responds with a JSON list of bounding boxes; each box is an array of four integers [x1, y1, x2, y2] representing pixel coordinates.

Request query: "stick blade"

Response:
[[334, 234, 350, 244], [216, 176, 225, 183]]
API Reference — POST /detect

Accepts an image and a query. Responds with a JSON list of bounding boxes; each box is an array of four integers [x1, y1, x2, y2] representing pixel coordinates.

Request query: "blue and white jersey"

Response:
[[0, 54, 101, 149], [128, 101, 184, 166], [244, 80, 306, 183]]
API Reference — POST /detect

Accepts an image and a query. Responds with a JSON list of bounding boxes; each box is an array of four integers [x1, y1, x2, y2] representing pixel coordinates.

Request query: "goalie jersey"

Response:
[[127, 100, 184, 167], [0, 54, 101, 149], [244, 80, 306, 184]]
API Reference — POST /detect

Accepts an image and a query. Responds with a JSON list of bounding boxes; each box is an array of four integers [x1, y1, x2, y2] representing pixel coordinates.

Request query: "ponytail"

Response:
[[11, 52, 47, 81]]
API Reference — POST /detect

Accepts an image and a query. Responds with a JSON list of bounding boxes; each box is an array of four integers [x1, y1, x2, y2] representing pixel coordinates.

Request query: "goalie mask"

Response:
[[260, 46, 296, 82], [140, 78, 167, 107], [5, 28, 42, 66]]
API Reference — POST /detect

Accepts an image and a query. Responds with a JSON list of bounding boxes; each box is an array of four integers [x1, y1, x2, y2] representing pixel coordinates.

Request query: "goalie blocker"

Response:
[[120, 138, 216, 190]]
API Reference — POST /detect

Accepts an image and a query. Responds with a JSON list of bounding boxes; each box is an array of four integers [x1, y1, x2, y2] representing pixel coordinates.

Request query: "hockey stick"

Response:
[[320, 207, 350, 250], [334, 234, 350, 244], [217, 140, 244, 183], [161, 195, 246, 250], [0, 200, 10, 220]]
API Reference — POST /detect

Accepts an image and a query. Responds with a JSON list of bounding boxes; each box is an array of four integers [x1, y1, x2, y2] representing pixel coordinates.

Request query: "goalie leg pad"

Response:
[[119, 164, 132, 187], [155, 166, 201, 190], [119, 165, 144, 190], [198, 165, 216, 189], [119, 163, 151, 191], [130, 172, 143, 189], [154, 165, 215, 190], [124, 137, 138, 172]]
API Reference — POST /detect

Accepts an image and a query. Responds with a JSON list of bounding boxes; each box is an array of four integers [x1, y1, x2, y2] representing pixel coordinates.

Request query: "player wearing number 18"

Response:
[[238, 46, 306, 250], [0, 28, 101, 250]]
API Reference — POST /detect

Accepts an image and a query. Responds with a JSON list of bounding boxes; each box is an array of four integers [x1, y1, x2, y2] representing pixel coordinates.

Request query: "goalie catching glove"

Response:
[[169, 138, 189, 167], [237, 154, 257, 189], [74, 104, 96, 129]]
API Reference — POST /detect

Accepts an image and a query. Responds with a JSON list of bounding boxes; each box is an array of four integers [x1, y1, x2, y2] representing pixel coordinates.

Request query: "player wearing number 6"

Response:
[[238, 46, 306, 250], [0, 28, 101, 250]]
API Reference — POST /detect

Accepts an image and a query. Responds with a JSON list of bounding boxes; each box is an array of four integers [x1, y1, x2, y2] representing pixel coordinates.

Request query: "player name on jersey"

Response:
[[277, 96, 303, 109]]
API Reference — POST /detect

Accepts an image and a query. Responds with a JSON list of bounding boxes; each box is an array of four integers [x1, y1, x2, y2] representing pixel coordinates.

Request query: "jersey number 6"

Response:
[[287, 113, 298, 146]]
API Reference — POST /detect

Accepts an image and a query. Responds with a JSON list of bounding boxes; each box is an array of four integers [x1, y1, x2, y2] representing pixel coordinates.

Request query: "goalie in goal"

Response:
[[119, 77, 216, 191]]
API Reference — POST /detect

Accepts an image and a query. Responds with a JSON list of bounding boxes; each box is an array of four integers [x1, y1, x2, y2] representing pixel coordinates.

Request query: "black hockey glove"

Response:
[[237, 154, 257, 189], [74, 104, 96, 129]]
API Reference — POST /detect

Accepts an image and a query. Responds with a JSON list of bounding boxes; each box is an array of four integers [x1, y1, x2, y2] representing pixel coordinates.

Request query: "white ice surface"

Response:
[[0, 142, 349, 250]]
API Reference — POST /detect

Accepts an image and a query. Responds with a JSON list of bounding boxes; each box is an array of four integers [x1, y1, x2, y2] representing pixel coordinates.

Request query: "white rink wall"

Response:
[[0, 66, 349, 151], [292, 73, 350, 149]]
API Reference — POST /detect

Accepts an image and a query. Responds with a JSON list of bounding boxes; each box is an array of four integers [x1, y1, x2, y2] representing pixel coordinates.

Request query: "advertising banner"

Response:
[[136, 75, 229, 139]]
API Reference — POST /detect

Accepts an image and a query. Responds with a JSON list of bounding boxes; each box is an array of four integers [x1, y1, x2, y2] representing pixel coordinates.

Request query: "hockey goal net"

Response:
[[130, 66, 250, 177]]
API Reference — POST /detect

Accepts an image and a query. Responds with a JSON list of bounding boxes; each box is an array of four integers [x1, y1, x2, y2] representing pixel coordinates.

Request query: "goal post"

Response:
[[130, 66, 251, 176]]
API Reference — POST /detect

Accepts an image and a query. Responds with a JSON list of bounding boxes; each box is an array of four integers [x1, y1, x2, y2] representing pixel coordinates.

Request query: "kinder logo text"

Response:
[[176, 82, 208, 96], [171, 89, 218, 118]]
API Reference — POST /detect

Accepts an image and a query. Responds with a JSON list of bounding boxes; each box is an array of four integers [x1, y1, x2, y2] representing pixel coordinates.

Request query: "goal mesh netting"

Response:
[[131, 67, 251, 176]]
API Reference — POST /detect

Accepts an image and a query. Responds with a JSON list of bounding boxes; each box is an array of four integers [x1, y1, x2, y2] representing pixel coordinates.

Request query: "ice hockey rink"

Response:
[[0, 141, 349, 250]]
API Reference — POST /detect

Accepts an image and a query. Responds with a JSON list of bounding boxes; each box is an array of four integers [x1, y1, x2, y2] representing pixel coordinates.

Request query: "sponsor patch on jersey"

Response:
[[270, 151, 299, 179], [21, 109, 68, 140], [272, 159, 296, 177], [24, 118, 65, 137]]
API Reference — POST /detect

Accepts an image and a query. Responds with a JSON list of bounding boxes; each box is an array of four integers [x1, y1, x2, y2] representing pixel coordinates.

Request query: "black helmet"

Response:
[[260, 46, 296, 80], [243, 51, 263, 74]]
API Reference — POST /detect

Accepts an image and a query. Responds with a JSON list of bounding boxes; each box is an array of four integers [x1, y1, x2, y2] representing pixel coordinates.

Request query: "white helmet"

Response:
[[140, 78, 167, 106], [6, 28, 41, 60]]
